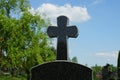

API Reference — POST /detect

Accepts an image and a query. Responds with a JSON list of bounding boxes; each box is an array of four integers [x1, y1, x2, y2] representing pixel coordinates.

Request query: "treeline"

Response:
[[92, 64, 117, 80]]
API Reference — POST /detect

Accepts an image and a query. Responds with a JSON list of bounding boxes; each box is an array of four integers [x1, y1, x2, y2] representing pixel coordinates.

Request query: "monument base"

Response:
[[31, 61, 92, 80]]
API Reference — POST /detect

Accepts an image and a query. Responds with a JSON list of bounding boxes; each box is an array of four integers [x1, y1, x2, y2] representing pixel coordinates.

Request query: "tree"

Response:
[[68, 56, 78, 63], [0, 0, 55, 79], [92, 64, 102, 80], [91, 64, 117, 80], [0, 0, 29, 18], [71, 57, 78, 63]]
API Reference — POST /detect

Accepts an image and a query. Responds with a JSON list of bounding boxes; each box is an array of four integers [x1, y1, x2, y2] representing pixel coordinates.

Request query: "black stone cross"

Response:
[[31, 16, 93, 80], [47, 16, 78, 60]]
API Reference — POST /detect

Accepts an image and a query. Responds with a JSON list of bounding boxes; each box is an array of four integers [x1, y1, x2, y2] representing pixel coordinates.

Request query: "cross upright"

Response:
[[47, 16, 78, 60]]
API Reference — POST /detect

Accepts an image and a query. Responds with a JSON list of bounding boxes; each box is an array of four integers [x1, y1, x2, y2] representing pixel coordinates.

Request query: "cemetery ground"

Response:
[[0, 69, 27, 80], [0, 75, 26, 80]]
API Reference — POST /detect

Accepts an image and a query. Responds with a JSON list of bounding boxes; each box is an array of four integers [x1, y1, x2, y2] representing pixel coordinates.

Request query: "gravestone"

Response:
[[30, 16, 93, 80]]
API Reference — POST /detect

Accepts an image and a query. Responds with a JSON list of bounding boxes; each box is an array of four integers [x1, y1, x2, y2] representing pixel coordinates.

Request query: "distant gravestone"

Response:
[[30, 16, 93, 80]]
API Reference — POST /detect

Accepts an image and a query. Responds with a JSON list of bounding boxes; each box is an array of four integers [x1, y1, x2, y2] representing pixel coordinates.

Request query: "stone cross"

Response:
[[31, 16, 93, 80], [47, 16, 78, 60]]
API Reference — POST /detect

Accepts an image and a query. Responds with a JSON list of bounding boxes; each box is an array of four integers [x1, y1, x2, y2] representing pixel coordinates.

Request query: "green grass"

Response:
[[0, 75, 26, 80]]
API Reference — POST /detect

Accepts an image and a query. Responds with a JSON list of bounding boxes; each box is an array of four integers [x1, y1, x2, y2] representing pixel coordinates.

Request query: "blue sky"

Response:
[[29, 0, 120, 67]]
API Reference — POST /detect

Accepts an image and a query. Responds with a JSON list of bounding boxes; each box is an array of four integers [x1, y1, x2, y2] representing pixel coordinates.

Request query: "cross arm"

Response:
[[47, 26, 59, 38], [66, 26, 78, 38]]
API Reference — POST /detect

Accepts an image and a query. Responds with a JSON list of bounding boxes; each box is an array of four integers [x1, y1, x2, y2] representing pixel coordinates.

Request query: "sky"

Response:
[[29, 0, 120, 67]]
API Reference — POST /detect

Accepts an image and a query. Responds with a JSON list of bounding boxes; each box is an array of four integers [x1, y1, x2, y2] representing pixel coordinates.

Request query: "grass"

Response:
[[0, 75, 26, 80]]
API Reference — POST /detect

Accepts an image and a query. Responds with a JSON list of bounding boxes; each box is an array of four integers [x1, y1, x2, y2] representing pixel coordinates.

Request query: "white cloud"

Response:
[[93, 0, 104, 5], [95, 51, 118, 59], [29, 3, 91, 25]]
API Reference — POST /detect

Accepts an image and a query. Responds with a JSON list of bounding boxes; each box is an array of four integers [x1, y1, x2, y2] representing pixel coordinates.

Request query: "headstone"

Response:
[[30, 16, 93, 80], [31, 62, 92, 80]]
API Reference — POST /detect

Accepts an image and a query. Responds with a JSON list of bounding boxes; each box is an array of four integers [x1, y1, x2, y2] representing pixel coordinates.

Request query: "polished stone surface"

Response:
[[47, 16, 78, 60], [31, 61, 92, 80]]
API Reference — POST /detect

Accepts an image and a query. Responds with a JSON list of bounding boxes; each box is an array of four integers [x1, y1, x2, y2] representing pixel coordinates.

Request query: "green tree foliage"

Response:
[[0, 0, 55, 78], [92, 64, 117, 80], [68, 56, 78, 63], [0, 0, 29, 17], [92, 64, 102, 80], [71, 57, 78, 63]]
